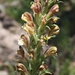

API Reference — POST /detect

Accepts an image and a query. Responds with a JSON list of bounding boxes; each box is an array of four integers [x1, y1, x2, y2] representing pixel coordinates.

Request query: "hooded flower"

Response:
[[31, 2, 42, 14], [21, 12, 33, 22], [44, 46, 57, 57], [48, 4, 59, 17], [16, 63, 28, 74], [48, 25, 60, 36], [18, 34, 30, 48], [22, 22, 36, 36], [17, 46, 30, 61], [50, 17, 59, 23]]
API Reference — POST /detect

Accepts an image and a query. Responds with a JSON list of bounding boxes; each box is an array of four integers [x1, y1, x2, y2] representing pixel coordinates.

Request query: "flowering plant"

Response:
[[17, 0, 60, 75]]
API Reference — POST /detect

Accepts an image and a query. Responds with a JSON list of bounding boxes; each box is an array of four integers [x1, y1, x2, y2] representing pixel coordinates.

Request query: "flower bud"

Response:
[[48, 4, 59, 17], [31, 2, 42, 14], [44, 46, 57, 57], [21, 12, 33, 22], [16, 63, 28, 74]]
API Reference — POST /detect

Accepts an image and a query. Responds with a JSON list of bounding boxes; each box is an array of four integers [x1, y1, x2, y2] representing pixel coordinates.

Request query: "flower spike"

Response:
[[17, 0, 61, 75]]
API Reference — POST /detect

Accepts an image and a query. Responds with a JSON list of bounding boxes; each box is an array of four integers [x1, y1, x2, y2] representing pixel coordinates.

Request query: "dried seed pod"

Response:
[[44, 46, 57, 57], [16, 63, 28, 74], [21, 12, 33, 22]]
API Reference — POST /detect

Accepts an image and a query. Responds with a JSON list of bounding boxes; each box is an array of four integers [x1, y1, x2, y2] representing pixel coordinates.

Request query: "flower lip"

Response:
[[18, 39, 24, 46]]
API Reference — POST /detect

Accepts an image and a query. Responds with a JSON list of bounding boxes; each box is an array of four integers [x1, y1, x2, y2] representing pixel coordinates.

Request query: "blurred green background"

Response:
[[0, 0, 75, 75]]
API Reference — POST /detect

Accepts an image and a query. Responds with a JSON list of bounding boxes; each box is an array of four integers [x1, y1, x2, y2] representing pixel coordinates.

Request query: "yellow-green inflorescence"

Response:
[[17, 0, 60, 75]]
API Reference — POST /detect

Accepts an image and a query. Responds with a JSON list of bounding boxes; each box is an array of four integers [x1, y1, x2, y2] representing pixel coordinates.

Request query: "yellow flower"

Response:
[[43, 34, 51, 40], [44, 46, 57, 57], [21, 34, 30, 48], [22, 22, 36, 36], [18, 34, 30, 48], [16, 63, 28, 74], [50, 17, 59, 23], [21, 12, 33, 22], [48, 25, 60, 36]]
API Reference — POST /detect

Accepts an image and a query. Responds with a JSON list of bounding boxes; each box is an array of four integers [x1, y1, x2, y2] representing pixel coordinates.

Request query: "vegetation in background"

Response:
[[6, 0, 31, 23]]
